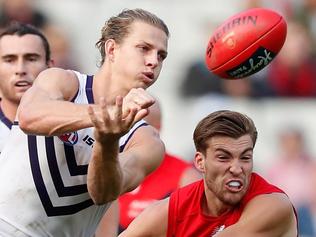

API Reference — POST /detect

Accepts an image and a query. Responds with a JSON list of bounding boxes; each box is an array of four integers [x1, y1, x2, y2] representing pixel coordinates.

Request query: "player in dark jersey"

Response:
[[0, 22, 53, 152], [119, 110, 298, 237]]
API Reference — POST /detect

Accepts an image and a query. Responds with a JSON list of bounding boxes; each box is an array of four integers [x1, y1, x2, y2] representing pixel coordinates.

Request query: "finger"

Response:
[[133, 89, 155, 109], [134, 108, 150, 123], [88, 105, 100, 127], [114, 95, 123, 120], [123, 107, 139, 127], [122, 102, 142, 119], [98, 97, 111, 129]]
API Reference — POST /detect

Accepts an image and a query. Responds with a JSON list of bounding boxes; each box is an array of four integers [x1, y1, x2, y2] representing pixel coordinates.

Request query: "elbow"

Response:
[[88, 181, 122, 205], [18, 106, 54, 136], [90, 190, 120, 205], [18, 108, 35, 134]]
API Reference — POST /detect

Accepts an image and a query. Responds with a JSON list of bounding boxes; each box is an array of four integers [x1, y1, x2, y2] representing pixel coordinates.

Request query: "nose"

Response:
[[145, 52, 159, 69], [15, 59, 27, 76], [229, 160, 243, 175]]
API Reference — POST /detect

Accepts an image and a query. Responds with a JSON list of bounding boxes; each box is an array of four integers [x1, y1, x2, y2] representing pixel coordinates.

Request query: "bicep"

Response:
[[20, 68, 78, 105], [217, 193, 297, 237], [119, 199, 169, 237], [119, 126, 165, 193]]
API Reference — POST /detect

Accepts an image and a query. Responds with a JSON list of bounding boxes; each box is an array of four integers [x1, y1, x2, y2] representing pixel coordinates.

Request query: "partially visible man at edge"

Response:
[[0, 22, 53, 153]]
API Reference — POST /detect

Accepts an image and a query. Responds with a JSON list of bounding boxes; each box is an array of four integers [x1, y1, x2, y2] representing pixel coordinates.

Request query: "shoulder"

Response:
[[239, 193, 297, 236], [36, 68, 77, 81], [124, 122, 164, 151], [170, 180, 203, 208], [33, 68, 80, 101], [242, 173, 285, 205], [120, 123, 165, 178], [244, 192, 295, 218]]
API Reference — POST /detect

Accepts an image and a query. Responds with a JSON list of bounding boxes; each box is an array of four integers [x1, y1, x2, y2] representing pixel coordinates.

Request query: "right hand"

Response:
[[122, 88, 155, 122]]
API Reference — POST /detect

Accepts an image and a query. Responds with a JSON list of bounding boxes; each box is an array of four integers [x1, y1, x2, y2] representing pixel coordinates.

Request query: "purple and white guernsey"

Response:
[[0, 71, 147, 237], [0, 105, 12, 153]]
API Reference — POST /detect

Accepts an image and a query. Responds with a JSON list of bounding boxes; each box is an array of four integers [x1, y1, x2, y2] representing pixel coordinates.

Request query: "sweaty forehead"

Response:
[[0, 34, 45, 56]]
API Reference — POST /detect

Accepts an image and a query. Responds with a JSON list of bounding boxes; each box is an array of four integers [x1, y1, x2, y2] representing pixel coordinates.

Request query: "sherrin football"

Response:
[[205, 8, 287, 79]]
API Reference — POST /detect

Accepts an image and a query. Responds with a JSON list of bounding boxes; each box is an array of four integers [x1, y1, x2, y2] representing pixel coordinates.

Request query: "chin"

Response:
[[222, 193, 245, 206]]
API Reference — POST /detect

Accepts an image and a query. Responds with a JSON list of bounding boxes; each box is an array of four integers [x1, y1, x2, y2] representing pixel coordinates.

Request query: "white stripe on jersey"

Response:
[[0, 106, 12, 153], [0, 122, 10, 153]]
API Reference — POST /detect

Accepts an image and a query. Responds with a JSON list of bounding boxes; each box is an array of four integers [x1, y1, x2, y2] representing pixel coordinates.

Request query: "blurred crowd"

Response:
[[180, 0, 316, 99]]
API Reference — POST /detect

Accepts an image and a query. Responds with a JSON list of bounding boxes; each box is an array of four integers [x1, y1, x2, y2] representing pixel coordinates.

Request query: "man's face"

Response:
[[0, 34, 49, 104], [112, 21, 168, 90], [199, 135, 254, 208]]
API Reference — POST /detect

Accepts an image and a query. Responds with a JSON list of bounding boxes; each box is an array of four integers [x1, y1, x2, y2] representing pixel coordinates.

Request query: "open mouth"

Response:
[[225, 180, 243, 192], [15, 81, 31, 87]]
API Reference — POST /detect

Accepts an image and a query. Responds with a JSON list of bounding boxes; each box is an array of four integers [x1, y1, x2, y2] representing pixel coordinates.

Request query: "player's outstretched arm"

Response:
[[87, 90, 162, 204], [119, 199, 169, 237], [216, 193, 297, 237], [18, 68, 94, 136]]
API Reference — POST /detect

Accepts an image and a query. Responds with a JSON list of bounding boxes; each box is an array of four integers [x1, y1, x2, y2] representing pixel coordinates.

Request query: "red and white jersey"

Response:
[[167, 173, 289, 237], [119, 153, 192, 232], [0, 71, 147, 237], [0, 105, 12, 153]]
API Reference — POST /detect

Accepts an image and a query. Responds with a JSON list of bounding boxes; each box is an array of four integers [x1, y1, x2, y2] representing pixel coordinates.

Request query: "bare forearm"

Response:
[[87, 140, 123, 205], [18, 100, 93, 136]]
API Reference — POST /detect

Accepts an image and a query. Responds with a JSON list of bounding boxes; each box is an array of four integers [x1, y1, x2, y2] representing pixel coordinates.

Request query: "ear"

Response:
[[104, 39, 116, 62], [194, 152, 205, 173]]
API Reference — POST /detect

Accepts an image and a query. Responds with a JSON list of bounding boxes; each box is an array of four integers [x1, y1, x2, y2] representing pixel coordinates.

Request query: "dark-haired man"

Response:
[[0, 22, 53, 152], [119, 110, 298, 237]]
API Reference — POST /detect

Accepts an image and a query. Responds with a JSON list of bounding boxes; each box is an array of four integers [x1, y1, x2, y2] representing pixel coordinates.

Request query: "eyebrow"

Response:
[[139, 41, 168, 58], [2, 53, 41, 59], [215, 147, 253, 156]]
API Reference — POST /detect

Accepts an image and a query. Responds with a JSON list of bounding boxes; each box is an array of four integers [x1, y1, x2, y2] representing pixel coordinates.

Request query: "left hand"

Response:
[[87, 96, 138, 144]]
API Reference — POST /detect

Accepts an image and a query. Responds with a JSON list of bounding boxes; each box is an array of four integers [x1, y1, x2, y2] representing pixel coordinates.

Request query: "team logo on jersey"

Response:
[[58, 132, 79, 146], [211, 225, 225, 236]]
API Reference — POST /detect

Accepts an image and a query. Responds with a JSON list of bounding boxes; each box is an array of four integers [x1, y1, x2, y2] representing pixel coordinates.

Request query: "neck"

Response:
[[93, 64, 129, 104], [202, 184, 232, 217], [0, 99, 18, 122]]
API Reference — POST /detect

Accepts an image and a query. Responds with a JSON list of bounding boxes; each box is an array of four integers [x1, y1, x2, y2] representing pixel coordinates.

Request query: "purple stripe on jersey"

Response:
[[86, 75, 94, 104], [0, 106, 12, 129], [45, 137, 88, 196], [70, 88, 79, 102], [28, 135, 93, 216], [119, 122, 148, 152], [64, 144, 88, 175]]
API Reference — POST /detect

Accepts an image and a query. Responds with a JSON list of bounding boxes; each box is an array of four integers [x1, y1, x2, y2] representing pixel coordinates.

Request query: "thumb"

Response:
[[133, 108, 149, 123]]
